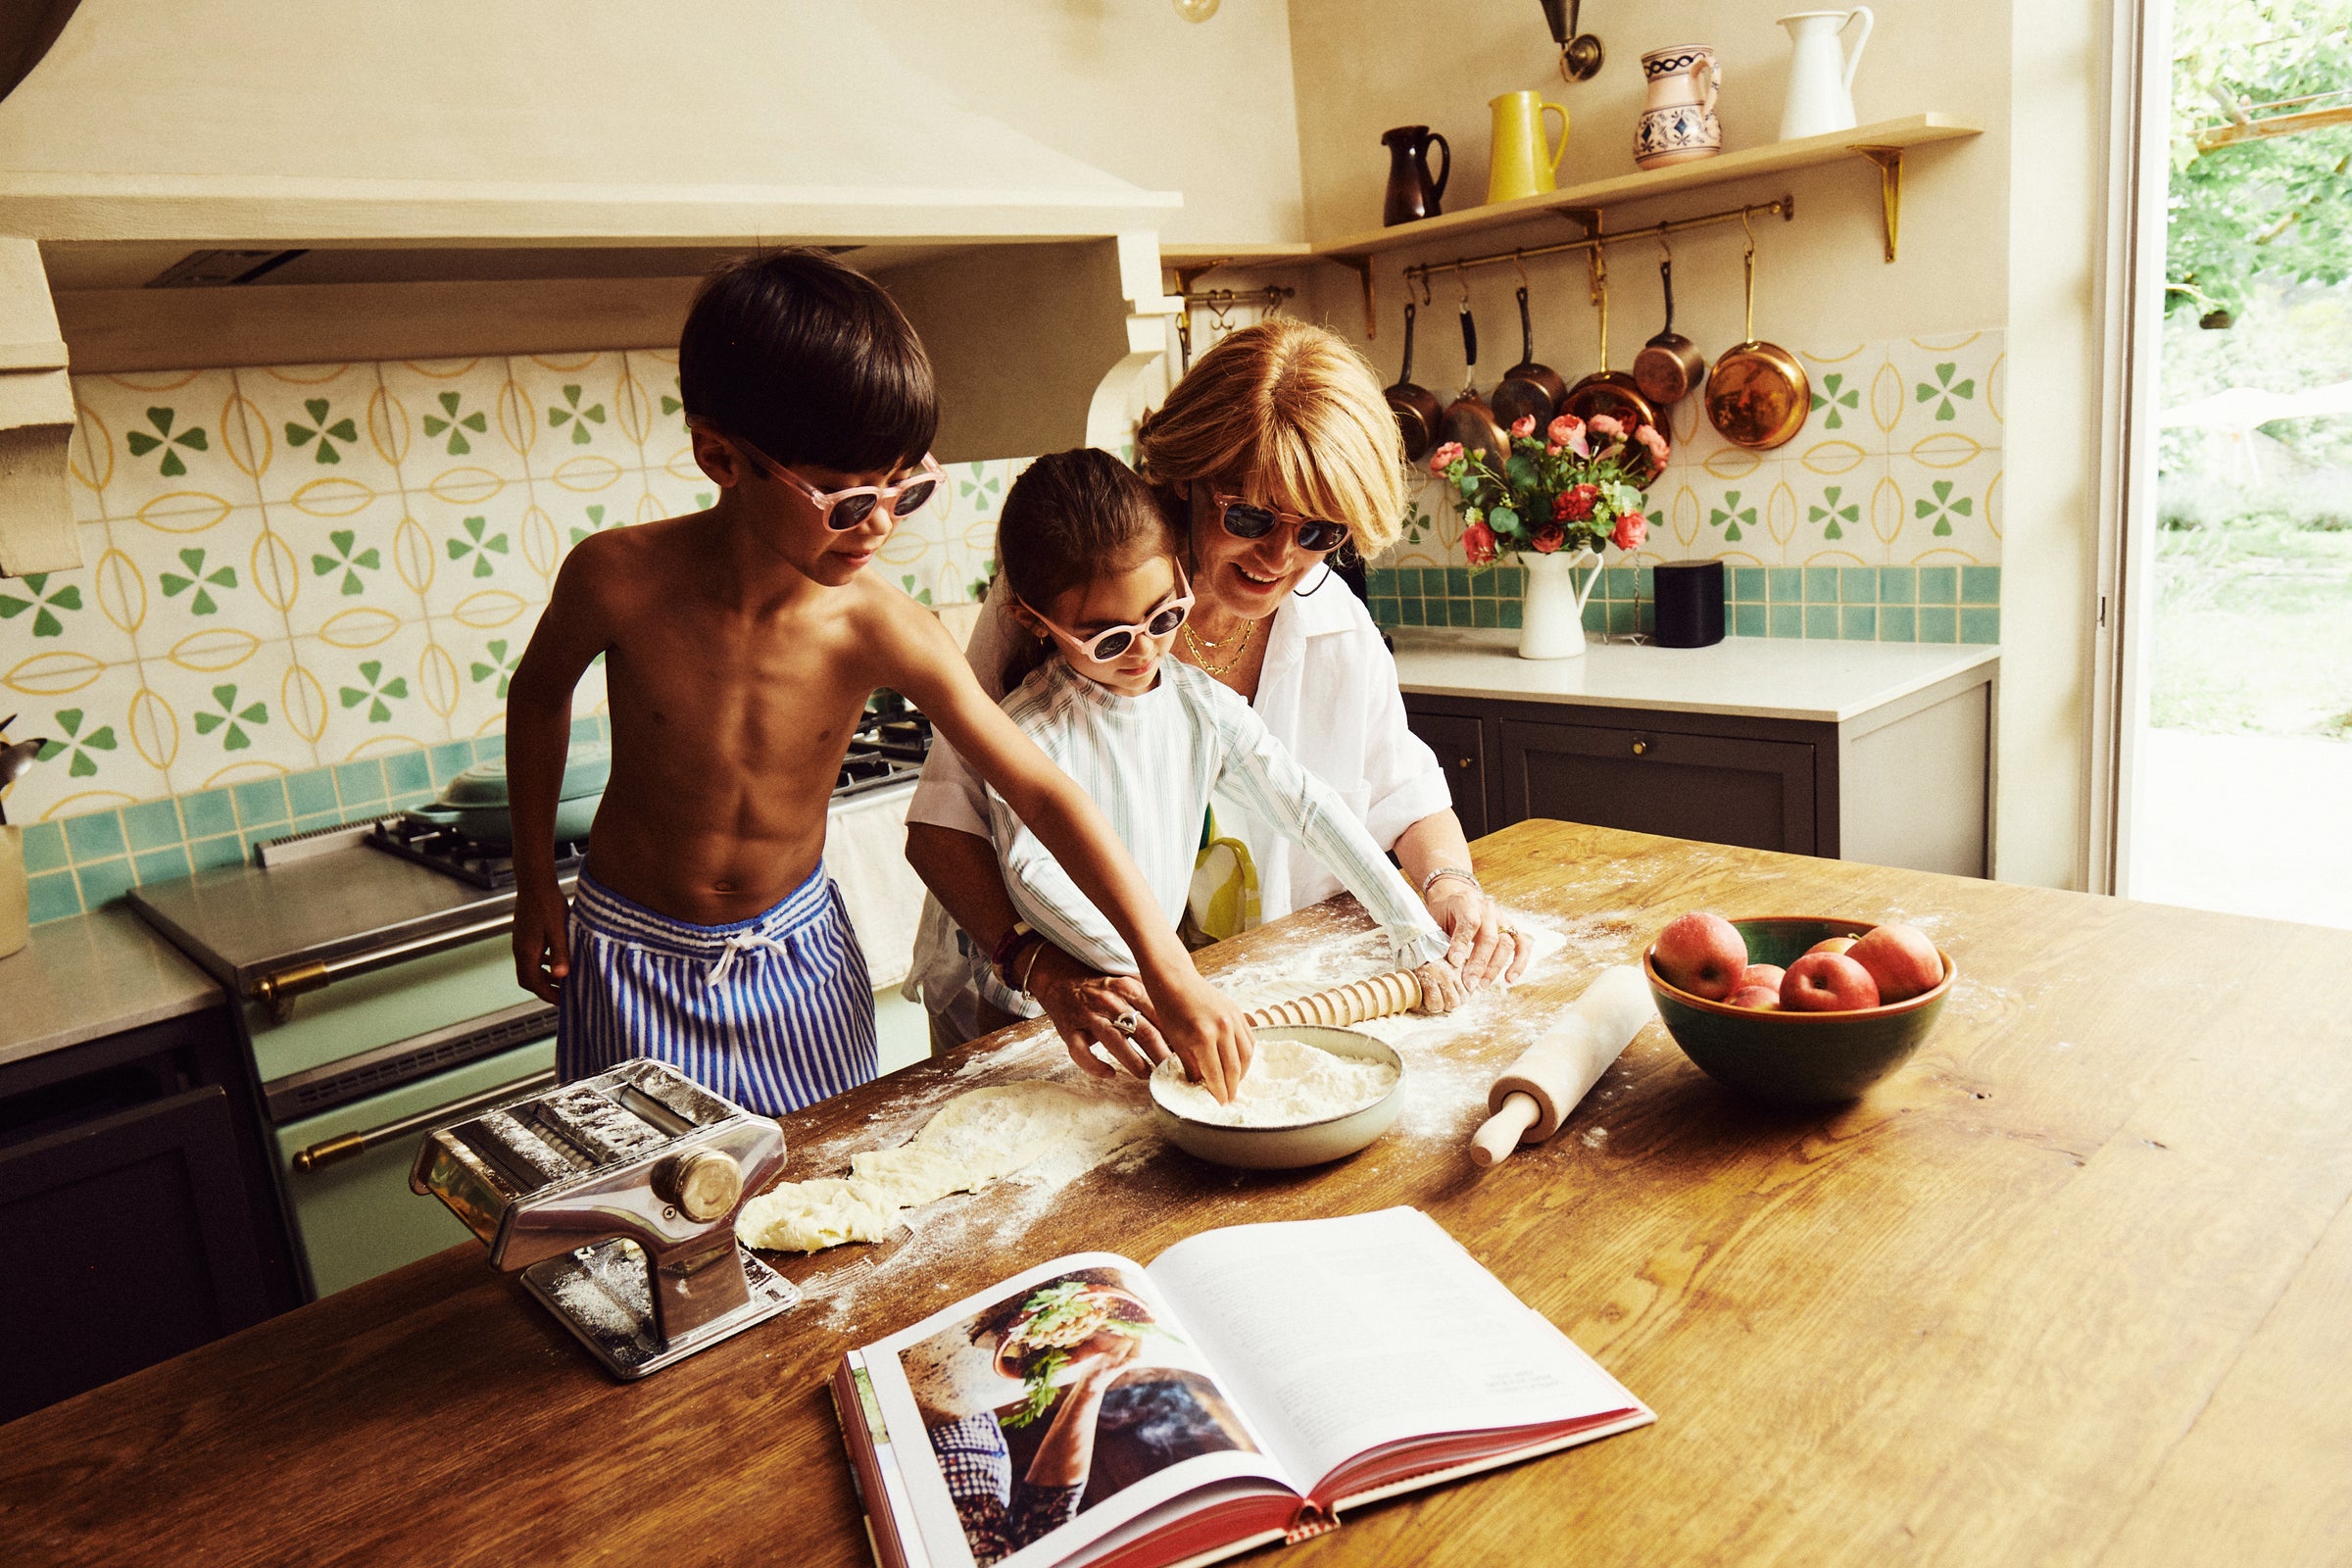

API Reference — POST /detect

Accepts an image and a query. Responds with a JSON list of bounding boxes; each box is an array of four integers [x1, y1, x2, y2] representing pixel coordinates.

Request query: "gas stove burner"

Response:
[[367, 814, 588, 890], [833, 706, 932, 802]]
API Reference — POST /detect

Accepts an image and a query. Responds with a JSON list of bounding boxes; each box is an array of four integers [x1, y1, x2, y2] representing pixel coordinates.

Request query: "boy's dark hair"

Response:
[[678, 248, 937, 473], [996, 448, 1175, 690]]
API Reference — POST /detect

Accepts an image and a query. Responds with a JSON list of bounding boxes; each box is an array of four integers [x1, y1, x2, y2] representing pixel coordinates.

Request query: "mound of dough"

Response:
[[737, 1081, 1147, 1252], [1152, 1036, 1398, 1128]]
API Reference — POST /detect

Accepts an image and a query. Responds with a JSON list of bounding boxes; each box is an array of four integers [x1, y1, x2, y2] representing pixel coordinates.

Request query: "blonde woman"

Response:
[[906, 319, 1527, 1066]]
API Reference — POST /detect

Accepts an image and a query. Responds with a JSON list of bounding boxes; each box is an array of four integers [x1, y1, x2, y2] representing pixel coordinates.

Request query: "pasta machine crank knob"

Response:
[[655, 1148, 743, 1222]]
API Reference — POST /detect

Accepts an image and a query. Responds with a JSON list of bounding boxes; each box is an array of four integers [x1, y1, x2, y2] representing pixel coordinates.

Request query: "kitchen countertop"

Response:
[[9, 820, 2351, 1566], [0, 906, 226, 1068], [1391, 628, 1998, 722]]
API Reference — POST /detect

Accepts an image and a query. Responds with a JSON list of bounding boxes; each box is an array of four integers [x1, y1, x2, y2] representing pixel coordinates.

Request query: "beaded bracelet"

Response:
[[1420, 865, 1482, 898]]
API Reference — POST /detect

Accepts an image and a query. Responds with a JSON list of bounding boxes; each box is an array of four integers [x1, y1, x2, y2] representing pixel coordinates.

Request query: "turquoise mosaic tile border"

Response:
[[1366, 564, 2000, 645], [21, 715, 608, 926]]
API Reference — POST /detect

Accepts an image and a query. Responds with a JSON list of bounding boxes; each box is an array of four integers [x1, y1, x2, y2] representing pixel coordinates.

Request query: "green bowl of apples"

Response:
[[1642, 915, 1957, 1106]]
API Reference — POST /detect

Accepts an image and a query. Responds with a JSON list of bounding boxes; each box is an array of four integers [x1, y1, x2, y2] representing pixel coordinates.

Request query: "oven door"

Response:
[[273, 1036, 555, 1298]]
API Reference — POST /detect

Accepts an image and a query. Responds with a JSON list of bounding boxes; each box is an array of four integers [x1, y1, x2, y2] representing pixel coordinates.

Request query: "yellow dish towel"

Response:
[[1180, 807, 1261, 950]]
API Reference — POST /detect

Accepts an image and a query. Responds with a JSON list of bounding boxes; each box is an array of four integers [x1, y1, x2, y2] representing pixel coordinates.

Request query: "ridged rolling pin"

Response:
[[1468, 965, 1654, 1168], [1244, 968, 1425, 1030]]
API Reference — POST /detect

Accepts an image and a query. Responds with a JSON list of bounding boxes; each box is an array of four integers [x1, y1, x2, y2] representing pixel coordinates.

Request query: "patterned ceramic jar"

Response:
[[1636, 44, 1722, 170]]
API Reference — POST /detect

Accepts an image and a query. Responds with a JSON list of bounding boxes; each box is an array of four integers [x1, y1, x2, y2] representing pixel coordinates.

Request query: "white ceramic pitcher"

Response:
[[1776, 8, 1873, 140]]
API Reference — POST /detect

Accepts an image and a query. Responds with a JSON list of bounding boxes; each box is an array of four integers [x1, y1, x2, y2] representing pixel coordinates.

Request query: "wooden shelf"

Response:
[[1317, 113, 1982, 261]]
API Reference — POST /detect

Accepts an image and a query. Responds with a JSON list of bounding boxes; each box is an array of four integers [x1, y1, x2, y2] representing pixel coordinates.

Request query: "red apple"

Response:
[[1781, 952, 1881, 1011], [1651, 912, 1748, 1001], [1739, 963, 1786, 993], [1847, 922, 1944, 1004], [1806, 936, 1857, 956], [1726, 984, 1782, 1010]]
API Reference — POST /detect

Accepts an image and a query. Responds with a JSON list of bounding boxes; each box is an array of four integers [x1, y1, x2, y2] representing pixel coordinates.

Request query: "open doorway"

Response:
[[2126, 2, 2352, 929]]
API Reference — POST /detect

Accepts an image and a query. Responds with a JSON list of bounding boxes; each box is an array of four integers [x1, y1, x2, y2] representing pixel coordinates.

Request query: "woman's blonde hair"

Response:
[[1134, 318, 1409, 558]]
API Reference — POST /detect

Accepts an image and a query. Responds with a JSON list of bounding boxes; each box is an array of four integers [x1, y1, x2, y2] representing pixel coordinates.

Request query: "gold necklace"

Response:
[[1182, 614, 1255, 677]]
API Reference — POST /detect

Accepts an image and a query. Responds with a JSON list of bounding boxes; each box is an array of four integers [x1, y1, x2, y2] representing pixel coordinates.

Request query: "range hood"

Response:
[[0, 0, 1185, 572]]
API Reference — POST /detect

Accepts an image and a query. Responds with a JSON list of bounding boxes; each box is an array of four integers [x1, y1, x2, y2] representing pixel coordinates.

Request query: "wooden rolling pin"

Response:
[[1468, 965, 1654, 1167], [1244, 968, 1424, 1030]]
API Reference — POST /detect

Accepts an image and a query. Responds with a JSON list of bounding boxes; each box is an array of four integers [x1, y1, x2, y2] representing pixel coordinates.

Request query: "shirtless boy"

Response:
[[506, 250, 1251, 1113]]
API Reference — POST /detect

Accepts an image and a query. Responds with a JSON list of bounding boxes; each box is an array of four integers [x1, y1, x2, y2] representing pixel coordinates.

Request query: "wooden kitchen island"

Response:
[[7, 821, 2349, 1567]]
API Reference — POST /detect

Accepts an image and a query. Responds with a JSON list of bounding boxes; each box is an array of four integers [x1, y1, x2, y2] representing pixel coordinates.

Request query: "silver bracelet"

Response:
[[1419, 865, 1481, 898]]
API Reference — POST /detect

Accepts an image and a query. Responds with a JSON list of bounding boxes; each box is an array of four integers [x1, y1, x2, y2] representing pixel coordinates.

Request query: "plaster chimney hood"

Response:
[[0, 1, 1187, 573]]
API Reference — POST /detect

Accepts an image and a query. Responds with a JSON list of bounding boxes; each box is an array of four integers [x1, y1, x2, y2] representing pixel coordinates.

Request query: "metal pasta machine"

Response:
[[412, 1057, 797, 1379]]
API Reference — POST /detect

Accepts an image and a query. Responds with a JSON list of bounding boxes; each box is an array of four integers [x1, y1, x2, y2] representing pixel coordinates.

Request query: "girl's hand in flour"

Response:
[[1415, 957, 1467, 1014], [1026, 944, 1170, 1079]]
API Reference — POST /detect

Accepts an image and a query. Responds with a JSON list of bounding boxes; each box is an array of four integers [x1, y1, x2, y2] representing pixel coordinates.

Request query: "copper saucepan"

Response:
[[1492, 266, 1568, 430], [1633, 244, 1706, 408], [1705, 226, 1810, 451], [1559, 249, 1661, 485], [1385, 300, 1443, 461], [1438, 274, 1508, 462]]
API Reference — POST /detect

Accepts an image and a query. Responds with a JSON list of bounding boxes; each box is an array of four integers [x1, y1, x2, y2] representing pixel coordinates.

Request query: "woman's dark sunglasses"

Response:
[[1214, 493, 1351, 554]]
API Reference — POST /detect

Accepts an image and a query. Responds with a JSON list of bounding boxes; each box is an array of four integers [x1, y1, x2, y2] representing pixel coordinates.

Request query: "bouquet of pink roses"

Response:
[[1426, 413, 1667, 566]]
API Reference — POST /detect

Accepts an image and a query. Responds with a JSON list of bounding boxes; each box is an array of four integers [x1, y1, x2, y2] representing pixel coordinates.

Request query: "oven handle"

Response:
[[252, 910, 518, 1015], [289, 1068, 560, 1175]]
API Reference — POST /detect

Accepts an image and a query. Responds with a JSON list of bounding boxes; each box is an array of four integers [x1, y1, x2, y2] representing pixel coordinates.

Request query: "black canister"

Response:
[[1652, 560, 1726, 647]]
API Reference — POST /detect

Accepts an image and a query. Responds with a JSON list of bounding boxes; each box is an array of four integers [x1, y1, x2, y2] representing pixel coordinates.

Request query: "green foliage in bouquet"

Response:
[[1426, 413, 1667, 565]]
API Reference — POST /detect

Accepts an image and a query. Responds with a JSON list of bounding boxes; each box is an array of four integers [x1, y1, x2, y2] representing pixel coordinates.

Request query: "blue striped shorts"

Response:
[[557, 864, 878, 1117]]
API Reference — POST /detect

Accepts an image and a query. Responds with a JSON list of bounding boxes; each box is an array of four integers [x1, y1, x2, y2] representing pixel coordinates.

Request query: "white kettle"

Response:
[[1776, 8, 1873, 141]]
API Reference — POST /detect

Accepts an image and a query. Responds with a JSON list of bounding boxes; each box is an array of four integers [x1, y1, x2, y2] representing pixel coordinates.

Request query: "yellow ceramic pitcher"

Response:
[[1486, 90, 1569, 204]]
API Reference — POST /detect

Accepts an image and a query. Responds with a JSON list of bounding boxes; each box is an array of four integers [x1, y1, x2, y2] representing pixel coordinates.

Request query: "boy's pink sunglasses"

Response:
[[1022, 563, 1195, 664], [686, 415, 943, 528]]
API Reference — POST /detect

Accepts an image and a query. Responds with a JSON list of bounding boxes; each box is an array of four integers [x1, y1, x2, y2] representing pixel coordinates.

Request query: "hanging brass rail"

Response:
[[1400, 195, 1794, 294]]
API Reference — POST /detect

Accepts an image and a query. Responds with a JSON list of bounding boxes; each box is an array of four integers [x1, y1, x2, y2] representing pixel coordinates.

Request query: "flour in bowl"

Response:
[[1152, 1037, 1398, 1127]]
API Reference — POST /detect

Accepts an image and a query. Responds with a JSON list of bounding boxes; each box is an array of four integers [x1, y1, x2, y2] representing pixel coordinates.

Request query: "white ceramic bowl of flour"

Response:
[[1149, 1026, 1404, 1169]]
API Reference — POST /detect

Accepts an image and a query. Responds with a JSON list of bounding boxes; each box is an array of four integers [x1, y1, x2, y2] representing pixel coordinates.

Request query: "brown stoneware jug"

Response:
[[1381, 125, 1450, 226]]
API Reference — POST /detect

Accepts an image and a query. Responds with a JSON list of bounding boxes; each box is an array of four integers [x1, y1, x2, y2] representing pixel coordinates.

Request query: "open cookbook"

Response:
[[830, 1206, 1652, 1568]]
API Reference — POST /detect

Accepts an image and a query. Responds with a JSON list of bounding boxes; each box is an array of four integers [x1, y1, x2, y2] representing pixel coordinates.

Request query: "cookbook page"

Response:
[[858, 1251, 1302, 1568], [1145, 1208, 1644, 1495]]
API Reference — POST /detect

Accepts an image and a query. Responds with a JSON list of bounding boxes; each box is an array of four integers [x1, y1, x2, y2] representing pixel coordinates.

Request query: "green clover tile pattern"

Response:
[[549, 384, 606, 444], [339, 660, 410, 723], [445, 514, 511, 577], [159, 548, 238, 614], [37, 707, 118, 777], [0, 573, 82, 638], [192, 683, 270, 752], [1707, 490, 1755, 543], [1916, 363, 1977, 422], [1811, 373, 1860, 431], [285, 397, 359, 464], [124, 407, 210, 477], [313, 528, 383, 595], [570, 503, 612, 547], [421, 390, 490, 455], [469, 638, 519, 699], [1810, 486, 1859, 541], [1916, 480, 1973, 537]]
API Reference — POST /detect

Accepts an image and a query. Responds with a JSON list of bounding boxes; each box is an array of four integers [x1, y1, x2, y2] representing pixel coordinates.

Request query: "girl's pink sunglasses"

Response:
[[1022, 563, 1195, 664]]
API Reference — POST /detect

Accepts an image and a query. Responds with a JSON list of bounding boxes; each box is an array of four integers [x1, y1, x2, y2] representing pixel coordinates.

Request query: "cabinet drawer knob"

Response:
[[1632, 739, 1648, 756], [1455, 756, 1474, 769]]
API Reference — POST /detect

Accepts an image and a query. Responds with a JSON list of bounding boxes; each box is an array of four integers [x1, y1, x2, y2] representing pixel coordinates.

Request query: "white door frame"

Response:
[[2084, 0, 2172, 896]]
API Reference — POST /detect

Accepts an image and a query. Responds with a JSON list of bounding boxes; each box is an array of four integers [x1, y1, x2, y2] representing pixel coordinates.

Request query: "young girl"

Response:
[[968, 448, 1461, 1055]]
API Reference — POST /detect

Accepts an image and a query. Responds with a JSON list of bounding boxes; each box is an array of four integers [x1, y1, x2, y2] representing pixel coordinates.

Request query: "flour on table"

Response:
[[737, 1081, 1150, 1252], [1152, 1035, 1398, 1127]]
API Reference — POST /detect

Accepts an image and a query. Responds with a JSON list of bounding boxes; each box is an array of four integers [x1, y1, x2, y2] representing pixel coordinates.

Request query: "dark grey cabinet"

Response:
[[1498, 718, 1817, 854], [1408, 663, 1993, 876], [0, 1007, 288, 1422], [1405, 710, 1489, 839]]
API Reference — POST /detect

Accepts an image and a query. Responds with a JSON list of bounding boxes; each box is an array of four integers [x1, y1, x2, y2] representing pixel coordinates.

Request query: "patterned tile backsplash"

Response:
[[3, 347, 1032, 923], [1374, 329, 2004, 639]]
